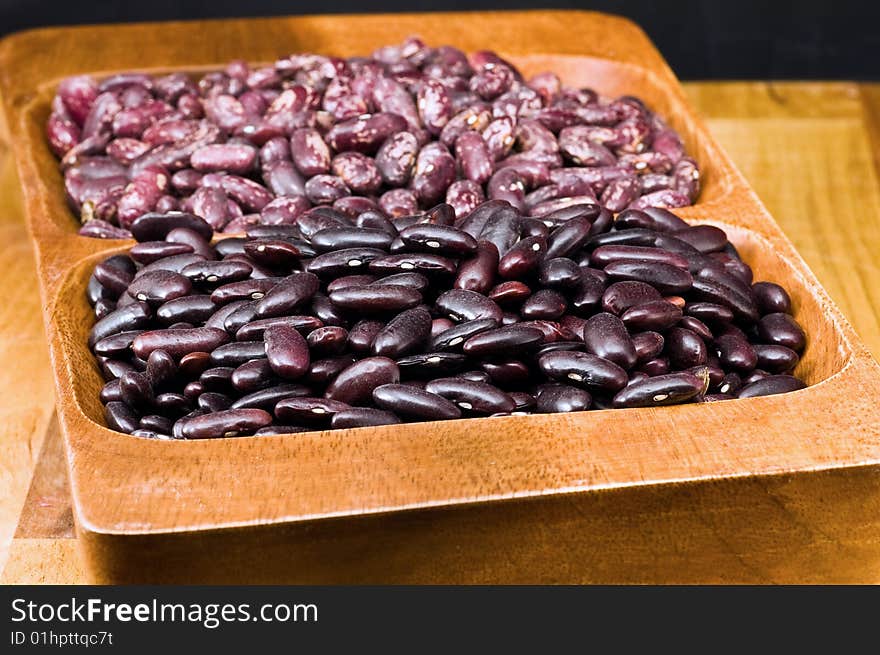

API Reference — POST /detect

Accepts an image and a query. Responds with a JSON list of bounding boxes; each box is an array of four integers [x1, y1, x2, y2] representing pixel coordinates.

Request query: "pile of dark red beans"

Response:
[[48, 38, 700, 238], [87, 201, 807, 440]]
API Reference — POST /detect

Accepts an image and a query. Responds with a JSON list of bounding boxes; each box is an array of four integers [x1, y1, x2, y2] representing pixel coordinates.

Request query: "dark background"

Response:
[[1, 1, 878, 80]]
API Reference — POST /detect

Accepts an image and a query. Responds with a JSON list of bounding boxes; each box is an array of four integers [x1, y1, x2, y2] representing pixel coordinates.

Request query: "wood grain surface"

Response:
[[1, 80, 878, 584]]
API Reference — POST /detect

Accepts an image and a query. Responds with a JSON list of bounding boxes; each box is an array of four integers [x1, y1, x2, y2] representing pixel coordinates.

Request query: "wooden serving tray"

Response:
[[2, 10, 879, 583]]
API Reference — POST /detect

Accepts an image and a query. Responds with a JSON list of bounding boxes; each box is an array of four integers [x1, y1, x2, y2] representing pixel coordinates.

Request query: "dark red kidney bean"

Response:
[[375, 131, 419, 186], [538, 350, 628, 392], [306, 326, 348, 356], [691, 277, 759, 324], [93, 330, 142, 358], [100, 379, 124, 403], [180, 408, 272, 439], [132, 327, 229, 360], [210, 278, 283, 305], [371, 273, 431, 292], [347, 320, 385, 354], [137, 253, 209, 279], [685, 302, 734, 325], [590, 245, 689, 271], [535, 384, 592, 413], [715, 373, 742, 395], [498, 236, 546, 279], [709, 252, 754, 287], [436, 289, 503, 323], [665, 327, 708, 368], [372, 307, 432, 358], [519, 217, 550, 240], [289, 127, 330, 176], [582, 313, 637, 370], [89, 302, 152, 349], [235, 315, 322, 342], [488, 281, 532, 307], [119, 371, 154, 409], [697, 265, 753, 300], [276, 397, 353, 424], [329, 285, 422, 313], [155, 295, 214, 326], [396, 352, 468, 376], [200, 366, 234, 393], [129, 212, 213, 242], [478, 359, 530, 388], [454, 240, 499, 294], [307, 247, 387, 278], [88, 274, 115, 306], [93, 258, 135, 296], [372, 384, 461, 420], [742, 370, 770, 385], [455, 199, 506, 237], [431, 318, 456, 339], [370, 253, 458, 276], [140, 414, 174, 435], [611, 371, 705, 408], [586, 229, 658, 254], [104, 401, 140, 434], [356, 210, 398, 236], [178, 350, 212, 379], [569, 273, 604, 316], [431, 318, 498, 351], [126, 270, 192, 305], [155, 393, 192, 417], [399, 223, 478, 255], [753, 344, 799, 374], [214, 238, 247, 258], [325, 357, 401, 405], [604, 261, 693, 295], [679, 316, 714, 342], [331, 408, 402, 429], [538, 258, 582, 289], [254, 273, 320, 319], [304, 355, 357, 386], [209, 341, 267, 367], [198, 392, 233, 413], [145, 349, 177, 388], [165, 227, 216, 261], [310, 293, 348, 328], [477, 205, 520, 257], [312, 227, 393, 252], [621, 300, 682, 331], [752, 282, 792, 315], [462, 325, 544, 357], [231, 384, 312, 411], [425, 377, 516, 414], [130, 241, 195, 265], [264, 324, 310, 380], [672, 225, 727, 253], [632, 331, 665, 363], [637, 207, 690, 232], [521, 289, 567, 320], [544, 217, 592, 260], [714, 334, 758, 372], [242, 239, 304, 267], [601, 281, 662, 316], [757, 313, 806, 352], [736, 375, 806, 398], [181, 260, 253, 285]]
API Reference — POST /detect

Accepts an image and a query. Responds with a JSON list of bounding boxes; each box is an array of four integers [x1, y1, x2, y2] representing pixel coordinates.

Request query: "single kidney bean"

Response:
[[753, 344, 799, 374], [582, 313, 638, 370], [306, 326, 349, 357], [752, 281, 792, 315], [538, 350, 628, 392], [757, 313, 806, 352], [521, 289, 567, 320], [425, 377, 516, 414], [369, 253, 458, 276], [399, 223, 478, 255], [132, 327, 229, 360], [736, 375, 806, 399], [621, 300, 682, 331], [611, 371, 705, 408], [331, 408, 402, 428], [375, 131, 419, 186], [254, 272, 320, 318], [714, 334, 758, 372], [231, 384, 312, 411], [665, 327, 708, 368], [498, 236, 547, 279], [235, 315, 323, 341], [535, 384, 592, 413], [372, 307, 433, 358], [454, 240, 499, 294], [264, 324, 310, 380], [329, 285, 422, 313], [372, 384, 461, 420], [325, 357, 401, 405], [462, 325, 544, 356], [436, 289, 503, 323], [180, 408, 273, 439], [411, 142, 457, 206]]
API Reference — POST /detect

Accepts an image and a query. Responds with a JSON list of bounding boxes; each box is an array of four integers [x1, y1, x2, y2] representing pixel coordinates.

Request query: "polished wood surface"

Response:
[[0, 13, 878, 583]]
